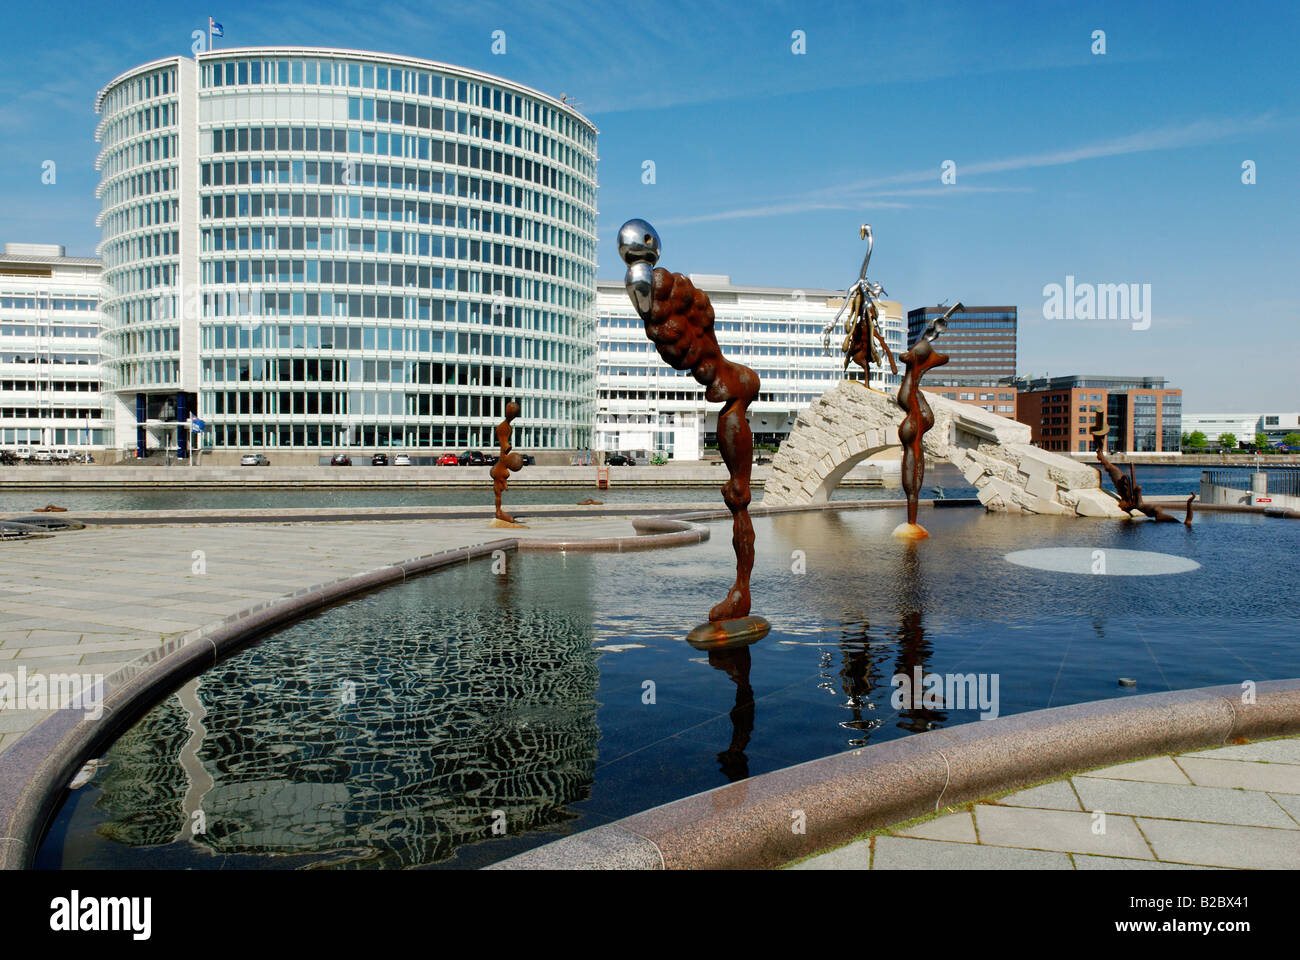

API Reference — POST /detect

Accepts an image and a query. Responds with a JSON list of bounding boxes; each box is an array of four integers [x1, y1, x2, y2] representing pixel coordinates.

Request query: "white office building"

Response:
[[95, 47, 597, 458], [0, 243, 111, 454], [594, 276, 905, 460], [1183, 412, 1300, 447]]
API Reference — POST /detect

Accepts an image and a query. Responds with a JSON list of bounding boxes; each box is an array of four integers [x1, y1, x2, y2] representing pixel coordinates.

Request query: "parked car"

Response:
[[458, 450, 487, 466], [606, 454, 637, 466], [240, 453, 270, 466], [33, 448, 54, 463], [518, 453, 536, 466], [436, 453, 459, 466], [53, 447, 74, 462], [371, 453, 389, 466], [393, 454, 411, 466], [330, 454, 352, 466], [482, 453, 498, 465]]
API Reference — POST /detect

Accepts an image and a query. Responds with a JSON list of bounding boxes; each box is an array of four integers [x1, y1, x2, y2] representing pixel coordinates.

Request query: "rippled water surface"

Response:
[[38, 506, 1300, 869]]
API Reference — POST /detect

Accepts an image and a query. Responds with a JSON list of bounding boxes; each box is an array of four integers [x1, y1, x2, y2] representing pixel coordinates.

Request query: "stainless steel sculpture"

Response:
[[822, 224, 897, 388]]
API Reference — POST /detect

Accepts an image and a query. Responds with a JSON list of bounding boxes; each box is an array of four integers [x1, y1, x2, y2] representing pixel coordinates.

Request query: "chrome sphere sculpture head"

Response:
[[618, 218, 660, 319], [617, 219, 661, 267]]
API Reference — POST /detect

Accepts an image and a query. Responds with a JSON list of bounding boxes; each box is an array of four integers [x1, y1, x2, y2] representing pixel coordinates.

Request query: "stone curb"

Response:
[[0, 517, 711, 870], [488, 680, 1300, 870]]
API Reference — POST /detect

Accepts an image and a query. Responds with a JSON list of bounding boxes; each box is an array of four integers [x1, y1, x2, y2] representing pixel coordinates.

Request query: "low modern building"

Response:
[[907, 305, 1017, 379], [94, 46, 598, 458], [0, 243, 111, 454], [594, 276, 905, 459], [1183, 412, 1300, 447], [1013, 375, 1181, 455]]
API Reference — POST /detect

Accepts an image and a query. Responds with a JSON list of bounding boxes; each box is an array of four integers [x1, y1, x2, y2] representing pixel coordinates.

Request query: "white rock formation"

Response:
[[762, 381, 1127, 517]]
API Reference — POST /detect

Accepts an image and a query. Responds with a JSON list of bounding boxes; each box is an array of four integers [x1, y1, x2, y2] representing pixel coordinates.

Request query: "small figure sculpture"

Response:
[[822, 225, 897, 388], [1090, 412, 1192, 524], [894, 303, 963, 540], [490, 401, 525, 525], [618, 218, 768, 641]]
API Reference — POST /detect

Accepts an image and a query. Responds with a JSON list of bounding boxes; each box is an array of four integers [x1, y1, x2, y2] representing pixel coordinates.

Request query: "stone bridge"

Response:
[[762, 381, 1127, 517]]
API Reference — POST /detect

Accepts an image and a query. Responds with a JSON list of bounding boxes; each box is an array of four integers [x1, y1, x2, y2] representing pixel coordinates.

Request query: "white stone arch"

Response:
[[761, 382, 1123, 517]]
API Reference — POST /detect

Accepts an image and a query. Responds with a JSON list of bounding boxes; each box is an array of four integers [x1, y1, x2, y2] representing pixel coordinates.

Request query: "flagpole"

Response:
[[208, 18, 212, 51]]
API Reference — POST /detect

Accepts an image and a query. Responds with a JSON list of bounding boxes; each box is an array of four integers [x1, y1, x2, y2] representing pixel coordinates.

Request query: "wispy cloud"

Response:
[[662, 115, 1279, 227]]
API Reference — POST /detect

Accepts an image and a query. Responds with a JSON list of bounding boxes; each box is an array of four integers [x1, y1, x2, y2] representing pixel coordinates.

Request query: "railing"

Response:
[[1202, 468, 1300, 496]]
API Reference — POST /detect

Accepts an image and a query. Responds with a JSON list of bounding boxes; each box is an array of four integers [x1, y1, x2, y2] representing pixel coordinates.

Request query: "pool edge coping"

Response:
[[488, 680, 1300, 870]]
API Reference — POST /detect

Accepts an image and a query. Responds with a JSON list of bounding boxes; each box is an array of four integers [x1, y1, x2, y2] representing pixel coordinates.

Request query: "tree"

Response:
[[1256, 432, 1271, 451], [1186, 430, 1208, 449], [1218, 432, 1238, 451], [1283, 432, 1300, 449]]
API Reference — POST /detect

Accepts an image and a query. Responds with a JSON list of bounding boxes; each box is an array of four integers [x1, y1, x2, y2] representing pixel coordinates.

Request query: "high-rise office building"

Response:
[[95, 47, 597, 457], [906, 305, 1017, 379]]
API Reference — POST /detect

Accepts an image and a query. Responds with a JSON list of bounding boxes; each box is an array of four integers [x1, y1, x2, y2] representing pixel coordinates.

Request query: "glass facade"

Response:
[[96, 49, 598, 453]]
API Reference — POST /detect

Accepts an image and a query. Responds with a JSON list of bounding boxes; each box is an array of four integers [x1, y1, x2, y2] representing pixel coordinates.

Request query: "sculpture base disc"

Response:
[[892, 522, 930, 541], [489, 518, 528, 529], [685, 615, 771, 650]]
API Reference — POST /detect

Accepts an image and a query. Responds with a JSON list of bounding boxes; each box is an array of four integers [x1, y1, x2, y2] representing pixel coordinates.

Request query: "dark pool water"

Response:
[[37, 506, 1299, 870]]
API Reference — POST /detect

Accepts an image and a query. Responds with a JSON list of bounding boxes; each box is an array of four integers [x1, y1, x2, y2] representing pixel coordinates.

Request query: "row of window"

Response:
[[0, 380, 100, 392], [200, 421, 581, 450], [0, 408, 101, 420], [0, 298, 99, 311], [204, 358, 581, 390], [0, 324, 99, 338], [200, 57, 594, 152], [0, 354, 97, 364]]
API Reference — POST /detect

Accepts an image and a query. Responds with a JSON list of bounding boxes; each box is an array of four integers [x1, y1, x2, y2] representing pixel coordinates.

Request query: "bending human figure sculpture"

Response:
[[1090, 412, 1192, 524], [490, 401, 525, 524], [618, 218, 765, 630], [894, 303, 963, 540]]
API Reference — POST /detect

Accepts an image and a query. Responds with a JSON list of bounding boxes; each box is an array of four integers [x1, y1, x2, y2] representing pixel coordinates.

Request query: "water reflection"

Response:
[[82, 563, 600, 869], [706, 646, 754, 782]]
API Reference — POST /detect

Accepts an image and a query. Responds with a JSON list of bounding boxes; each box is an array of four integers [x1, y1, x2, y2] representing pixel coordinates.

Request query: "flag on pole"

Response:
[[209, 17, 224, 38]]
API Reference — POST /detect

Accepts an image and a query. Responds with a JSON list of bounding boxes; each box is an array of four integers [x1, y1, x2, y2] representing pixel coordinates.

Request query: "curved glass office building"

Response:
[[95, 48, 598, 457]]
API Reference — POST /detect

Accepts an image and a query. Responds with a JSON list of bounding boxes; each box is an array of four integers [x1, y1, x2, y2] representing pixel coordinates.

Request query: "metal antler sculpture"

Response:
[[618, 218, 769, 646], [1090, 412, 1192, 524], [822, 225, 897, 388], [894, 303, 963, 540]]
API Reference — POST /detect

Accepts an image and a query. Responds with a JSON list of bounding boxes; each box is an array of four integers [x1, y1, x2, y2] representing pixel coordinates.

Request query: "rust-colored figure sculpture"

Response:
[[823, 225, 897, 388], [619, 219, 768, 637], [1090, 412, 1192, 524], [893, 303, 963, 540], [490, 401, 525, 524]]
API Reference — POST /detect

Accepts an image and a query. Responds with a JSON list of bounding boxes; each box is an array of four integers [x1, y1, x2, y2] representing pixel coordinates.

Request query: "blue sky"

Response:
[[2, 0, 1296, 410]]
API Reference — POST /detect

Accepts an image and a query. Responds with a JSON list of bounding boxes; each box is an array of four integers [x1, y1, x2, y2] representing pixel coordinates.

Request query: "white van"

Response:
[[53, 447, 74, 462], [14, 446, 34, 461]]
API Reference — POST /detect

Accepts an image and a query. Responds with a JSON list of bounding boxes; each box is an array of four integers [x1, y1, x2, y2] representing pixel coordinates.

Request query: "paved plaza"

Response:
[[0, 516, 638, 752], [790, 737, 1300, 870]]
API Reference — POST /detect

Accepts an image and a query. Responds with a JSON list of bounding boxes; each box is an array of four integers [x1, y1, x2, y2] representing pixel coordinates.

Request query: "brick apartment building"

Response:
[[1013, 375, 1182, 454]]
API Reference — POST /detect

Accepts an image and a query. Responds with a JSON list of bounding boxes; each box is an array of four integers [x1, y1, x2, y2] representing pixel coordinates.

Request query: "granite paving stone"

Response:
[[973, 804, 1153, 859], [1082, 756, 1192, 784], [872, 836, 1074, 870], [1072, 776, 1298, 829], [1177, 756, 1300, 794], [996, 780, 1083, 810], [895, 811, 977, 843], [1136, 817, 1300, 870]]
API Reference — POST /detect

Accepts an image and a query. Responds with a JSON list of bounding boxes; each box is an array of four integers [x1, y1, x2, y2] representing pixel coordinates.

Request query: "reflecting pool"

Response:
[[38, 506, 1300, 869]]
